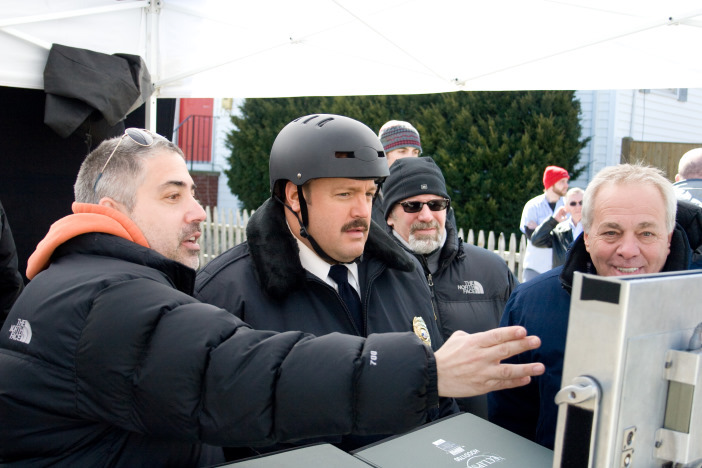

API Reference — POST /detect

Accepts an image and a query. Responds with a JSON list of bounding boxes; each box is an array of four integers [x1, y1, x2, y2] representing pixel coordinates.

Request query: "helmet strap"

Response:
[[275, 188, 361, 265]]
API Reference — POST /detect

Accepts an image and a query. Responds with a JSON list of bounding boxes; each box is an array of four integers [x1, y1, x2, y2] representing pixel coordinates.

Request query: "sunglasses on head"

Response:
[[399, 198, 450, 213], [93, 128, 155, 193], [569, 201, 583, 207]]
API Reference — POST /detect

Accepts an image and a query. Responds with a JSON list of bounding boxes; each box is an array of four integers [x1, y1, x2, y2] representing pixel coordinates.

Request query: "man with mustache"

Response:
[[196, 115, 442, 352], [196, 114, 535, 458], [382, 157, 517, 418], [488, 163, 692, 450]]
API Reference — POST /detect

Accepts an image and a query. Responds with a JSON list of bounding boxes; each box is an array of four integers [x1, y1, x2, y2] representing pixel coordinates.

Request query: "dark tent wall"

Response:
[[0, 86, 175, 283]]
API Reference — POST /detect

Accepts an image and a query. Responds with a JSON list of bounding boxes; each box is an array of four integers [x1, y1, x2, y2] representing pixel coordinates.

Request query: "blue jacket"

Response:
[[488, 226, 691, 449]]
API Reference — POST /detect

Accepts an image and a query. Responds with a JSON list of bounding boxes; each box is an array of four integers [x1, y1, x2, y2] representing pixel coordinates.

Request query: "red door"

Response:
[[178, 98, 213, 163]]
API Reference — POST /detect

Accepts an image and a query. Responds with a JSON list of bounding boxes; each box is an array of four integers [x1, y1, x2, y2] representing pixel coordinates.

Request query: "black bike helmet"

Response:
[[269, 114, 389, 196], [269, 114, 388, 264]]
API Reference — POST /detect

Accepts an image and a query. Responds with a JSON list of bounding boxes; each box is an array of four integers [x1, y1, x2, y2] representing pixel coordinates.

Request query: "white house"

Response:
[[575, 88, 702, 185]]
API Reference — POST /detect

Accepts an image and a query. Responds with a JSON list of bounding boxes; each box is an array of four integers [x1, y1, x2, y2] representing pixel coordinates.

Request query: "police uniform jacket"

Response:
[[195, 198, 443, 348]]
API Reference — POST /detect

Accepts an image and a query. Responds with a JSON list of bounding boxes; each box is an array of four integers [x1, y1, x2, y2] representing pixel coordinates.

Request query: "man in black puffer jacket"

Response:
[[381, 157, 517, 419], [0, 127, 544, 467]]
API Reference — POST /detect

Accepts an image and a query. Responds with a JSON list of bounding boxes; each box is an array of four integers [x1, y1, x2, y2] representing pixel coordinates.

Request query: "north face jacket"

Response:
[[0, 203, 440, 467], [403, 220, 517, 340], [488, 228, 691, 449], [389, 219, 517, 417]]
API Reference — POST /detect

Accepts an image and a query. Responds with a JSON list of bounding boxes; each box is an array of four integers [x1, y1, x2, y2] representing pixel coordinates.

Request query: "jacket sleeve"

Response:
[[487, 289, 540, 442], [75, 278, 437, 447], [530, 217, 559, 248], [0, 203, 24, 324]]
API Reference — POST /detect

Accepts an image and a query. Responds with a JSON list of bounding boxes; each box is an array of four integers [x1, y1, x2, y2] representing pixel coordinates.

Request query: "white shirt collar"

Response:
[[569, 218, 583, 239], [287, 221, 361, 294]]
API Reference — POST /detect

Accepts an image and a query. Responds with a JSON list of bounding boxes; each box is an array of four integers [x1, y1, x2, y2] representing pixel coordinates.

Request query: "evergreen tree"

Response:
[[225, 91, 587, 235]]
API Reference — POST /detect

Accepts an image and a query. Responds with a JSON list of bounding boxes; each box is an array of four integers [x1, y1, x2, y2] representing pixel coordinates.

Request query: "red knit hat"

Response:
[[543, 166, 569, 189]]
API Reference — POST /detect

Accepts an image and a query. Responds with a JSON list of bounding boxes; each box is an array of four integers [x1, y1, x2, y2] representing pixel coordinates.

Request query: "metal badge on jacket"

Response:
[[413, 317, 431, 346]]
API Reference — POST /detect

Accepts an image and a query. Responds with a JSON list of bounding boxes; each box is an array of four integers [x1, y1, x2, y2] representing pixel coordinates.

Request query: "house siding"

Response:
[[575, 88, 702, 187]]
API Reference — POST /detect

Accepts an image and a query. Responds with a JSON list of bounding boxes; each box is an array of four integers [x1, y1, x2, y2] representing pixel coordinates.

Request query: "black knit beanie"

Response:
[[382, 157, 450, 220]]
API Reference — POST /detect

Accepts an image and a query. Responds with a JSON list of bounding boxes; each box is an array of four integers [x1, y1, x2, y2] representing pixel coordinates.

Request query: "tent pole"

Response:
[[144, 0, 160, 132], [145, 94, 157, 132]]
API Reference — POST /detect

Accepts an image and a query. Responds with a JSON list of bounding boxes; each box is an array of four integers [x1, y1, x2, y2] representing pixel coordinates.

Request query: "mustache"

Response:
[[341, 218, 369, 233], [181, 223, 202, 241], [410, 220, 440, 234]]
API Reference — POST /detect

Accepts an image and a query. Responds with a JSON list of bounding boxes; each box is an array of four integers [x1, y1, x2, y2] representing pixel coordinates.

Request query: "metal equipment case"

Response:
[[553, 271, 702, 468]]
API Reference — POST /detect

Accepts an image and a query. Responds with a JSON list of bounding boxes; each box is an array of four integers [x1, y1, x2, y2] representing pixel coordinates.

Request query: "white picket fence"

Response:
[[199, 206, 527, 281]]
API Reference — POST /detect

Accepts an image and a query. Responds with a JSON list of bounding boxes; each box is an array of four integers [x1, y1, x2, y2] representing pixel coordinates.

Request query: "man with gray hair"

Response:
[[488, 163, 692, 450], [674, 147, 702, 207], [531, 187, 584, 269]]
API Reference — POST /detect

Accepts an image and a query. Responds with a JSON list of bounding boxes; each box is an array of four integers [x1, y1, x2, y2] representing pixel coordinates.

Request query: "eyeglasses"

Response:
[[399, 198, 450, 213], [569, 201, 583, 207], [93, 128, 155, 193]]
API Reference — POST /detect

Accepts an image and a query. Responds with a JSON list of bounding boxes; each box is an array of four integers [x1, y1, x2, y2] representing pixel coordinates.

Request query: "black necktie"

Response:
[[328, 264, 363, 333]]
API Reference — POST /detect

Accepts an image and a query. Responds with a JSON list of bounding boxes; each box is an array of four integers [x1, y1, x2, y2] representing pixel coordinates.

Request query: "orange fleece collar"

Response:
[[26, 202, 149, 280]]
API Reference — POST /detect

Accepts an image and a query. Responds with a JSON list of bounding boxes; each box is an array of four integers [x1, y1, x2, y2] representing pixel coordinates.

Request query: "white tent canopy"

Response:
[[3, 0, 702, 99]]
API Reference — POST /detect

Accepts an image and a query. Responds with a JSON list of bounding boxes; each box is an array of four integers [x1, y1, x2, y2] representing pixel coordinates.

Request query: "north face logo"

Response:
[[457, 281, 484, 294], [9, 318, 32, 344]]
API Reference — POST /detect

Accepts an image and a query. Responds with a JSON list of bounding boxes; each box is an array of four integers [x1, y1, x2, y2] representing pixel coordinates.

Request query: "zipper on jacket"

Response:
[[425, 273, 439, 322], [417, 253, 440, 327]]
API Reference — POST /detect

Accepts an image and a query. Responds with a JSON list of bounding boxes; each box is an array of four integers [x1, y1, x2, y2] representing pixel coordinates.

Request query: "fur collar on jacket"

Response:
[[246, 198, 416, 300]]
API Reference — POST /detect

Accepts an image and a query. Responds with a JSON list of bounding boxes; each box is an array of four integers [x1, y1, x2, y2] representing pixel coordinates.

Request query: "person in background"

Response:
[[0, 198, 23, 325], [378, 120, 422, 167], [530, 187, 584, 269], [519, 165, 569, 281], [672, 148, 702, 268], [488, 163, 692, 450], [0, 127, 545, 466], [382, 156, 517, 419], [674, 147, 702, 207], [371, 120, 423, 225]]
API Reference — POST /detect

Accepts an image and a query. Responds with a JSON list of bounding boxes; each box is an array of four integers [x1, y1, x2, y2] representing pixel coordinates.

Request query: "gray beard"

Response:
[[408, 220, 445, 254], [409, 236, 442, 254]]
